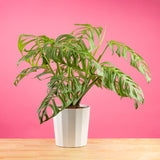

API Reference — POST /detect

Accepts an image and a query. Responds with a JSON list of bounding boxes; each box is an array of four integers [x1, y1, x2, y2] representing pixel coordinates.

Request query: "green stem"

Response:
[[67, 67, 71, 96], [97, 44, 109, 62], [85, 60, 90, 78], [93, 27, 106, 56], [73, 76, 101, 105], [68, 67, 71, 77], [56, 62, 61, 74]]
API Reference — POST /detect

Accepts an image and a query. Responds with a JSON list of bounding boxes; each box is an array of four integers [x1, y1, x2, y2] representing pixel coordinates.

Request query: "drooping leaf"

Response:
[[18, 34, 36, 54], [55, 34, 77, 44], [17, 50, 36, 66], [93, 61, 144, 109], [14, 66, 45, 86], [107, 40, 151, 83], [37, 92, 60, 124]]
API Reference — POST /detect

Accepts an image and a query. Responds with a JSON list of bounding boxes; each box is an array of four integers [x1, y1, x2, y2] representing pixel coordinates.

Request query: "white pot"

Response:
[[53, 105, 90, 147]]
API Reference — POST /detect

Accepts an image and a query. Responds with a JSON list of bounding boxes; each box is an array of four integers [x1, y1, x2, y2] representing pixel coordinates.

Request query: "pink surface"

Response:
[[0, 0, 159, 138]]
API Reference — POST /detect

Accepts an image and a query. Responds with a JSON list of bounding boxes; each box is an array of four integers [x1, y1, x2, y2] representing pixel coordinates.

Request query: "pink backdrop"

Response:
[[0, 0, 159, 138]]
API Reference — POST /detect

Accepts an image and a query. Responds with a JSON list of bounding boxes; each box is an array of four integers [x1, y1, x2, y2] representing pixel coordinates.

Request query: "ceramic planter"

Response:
[[53, 105, 90, 147]]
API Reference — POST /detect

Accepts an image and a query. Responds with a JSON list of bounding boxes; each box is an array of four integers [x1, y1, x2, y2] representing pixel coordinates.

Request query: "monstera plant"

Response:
[[14, 24, 151, 125]]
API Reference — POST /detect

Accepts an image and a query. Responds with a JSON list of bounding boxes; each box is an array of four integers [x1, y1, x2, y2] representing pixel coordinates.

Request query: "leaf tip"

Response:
[[147, 76, 151, 83], [13, 82, 17, 86]]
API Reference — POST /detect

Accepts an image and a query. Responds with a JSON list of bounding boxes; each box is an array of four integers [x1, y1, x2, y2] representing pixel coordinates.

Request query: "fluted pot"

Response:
[[53, 105, 90, 147]]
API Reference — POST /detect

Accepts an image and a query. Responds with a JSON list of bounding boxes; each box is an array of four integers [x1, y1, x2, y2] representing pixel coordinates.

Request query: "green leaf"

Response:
[[88, 38, 96, 52], [107, 40, 152, 83], [37, 75, 85, 123], [72, 24, 103, 52], [55, 34, 77, 44], [18, 34, 36, 54], [14, 66, 45, 86], [37, 92, 60, 124], [92, 60, 144, 109], [36, 71, 52, 80], [17, 50, 36, 66]]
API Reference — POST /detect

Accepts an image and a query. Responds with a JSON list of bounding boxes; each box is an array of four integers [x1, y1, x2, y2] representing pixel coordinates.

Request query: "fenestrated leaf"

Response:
[[18, 34, 36, 54], [37, 75, 85, 123], [14, 66, 45, 86], [72, 24, 103, 52], [107, 40, 151, 83], [37, 92, 61, 124], [17, 50, 36, 66], [92, 60, 144, 109]]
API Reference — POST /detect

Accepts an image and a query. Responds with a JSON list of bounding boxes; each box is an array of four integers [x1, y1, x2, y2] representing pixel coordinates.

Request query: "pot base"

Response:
[[55, 143, 87, 148]]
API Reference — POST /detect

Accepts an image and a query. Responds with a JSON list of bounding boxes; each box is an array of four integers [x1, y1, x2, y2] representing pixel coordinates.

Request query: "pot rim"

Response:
[[58, 104, 90, 110]]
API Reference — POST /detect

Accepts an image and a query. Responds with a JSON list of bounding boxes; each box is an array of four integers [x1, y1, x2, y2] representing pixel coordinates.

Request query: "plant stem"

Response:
[[97, 44, 109, 62], [56, 62, 61, 74], [93, 27, 106, 56], [85, 60, 90, 78], [73, 76, 101, 105], [68, 67, 71, 77]]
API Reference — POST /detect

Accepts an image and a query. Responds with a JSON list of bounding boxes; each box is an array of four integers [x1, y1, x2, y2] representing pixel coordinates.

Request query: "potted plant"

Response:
[[14, 24, 151, 147]]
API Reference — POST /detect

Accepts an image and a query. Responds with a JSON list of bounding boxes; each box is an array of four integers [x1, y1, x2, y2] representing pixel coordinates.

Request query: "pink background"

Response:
[[0, 0, 160, 138]]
